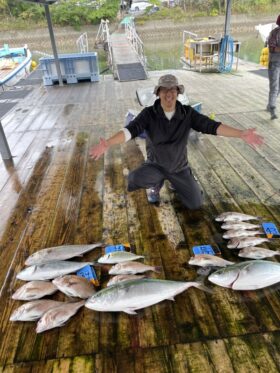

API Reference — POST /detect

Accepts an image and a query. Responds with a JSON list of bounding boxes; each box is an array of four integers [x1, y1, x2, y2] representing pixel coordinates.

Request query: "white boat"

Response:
[[0, 44, 32, 89], [255, 23, 276, 43]]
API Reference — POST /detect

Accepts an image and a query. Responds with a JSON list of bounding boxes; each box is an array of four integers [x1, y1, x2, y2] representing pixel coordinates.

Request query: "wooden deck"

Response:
[[0, 61, 280, 372]]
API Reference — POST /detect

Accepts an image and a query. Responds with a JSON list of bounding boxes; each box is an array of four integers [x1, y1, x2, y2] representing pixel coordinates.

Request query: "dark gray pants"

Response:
[[268, 60, 280, 109], [127, 162, 203, 209]]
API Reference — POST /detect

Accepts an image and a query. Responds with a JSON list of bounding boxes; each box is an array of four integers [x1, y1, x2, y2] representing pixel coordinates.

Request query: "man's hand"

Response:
[[241, 128, 264, 149], [89, 137, 109, 160]]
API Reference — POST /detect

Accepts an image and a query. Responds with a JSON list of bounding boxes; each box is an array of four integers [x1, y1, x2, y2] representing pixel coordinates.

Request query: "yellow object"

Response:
[[262, 47, 269, 55], [259, 47, 269, 67], [31, 60, 37, 68], [184, 38, 195, 62], [209, 112, 215, 120]]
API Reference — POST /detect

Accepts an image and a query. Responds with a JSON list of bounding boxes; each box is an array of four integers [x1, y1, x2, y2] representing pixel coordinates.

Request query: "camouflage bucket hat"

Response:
[[153, 74, 185, 95]]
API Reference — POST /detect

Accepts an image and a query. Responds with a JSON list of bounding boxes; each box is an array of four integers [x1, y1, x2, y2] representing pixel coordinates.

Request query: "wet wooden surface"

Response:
[[0, 63, 280, 372]]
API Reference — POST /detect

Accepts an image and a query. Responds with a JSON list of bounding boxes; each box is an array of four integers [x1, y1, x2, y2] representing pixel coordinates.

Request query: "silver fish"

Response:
[[107, 274, 146, 287], [227, 237, 270, 249], [221, 222, 261, 230], [12, 281, 58, 301], [223, 229, 263, 239], [109, 261, 161, 275], [98, 251, 144, 264], [25, 243, 103, 266], [17, 261, 93, 281], [208, 260, 280, 290], [52, 275, 96, 299], [215, 212, 260, 222], [10, 300, 64, 321], [85, 279, 211, 314], [36, 300, 85, 333], [188, 254, 234, 267], [238, 247, 280, 259]]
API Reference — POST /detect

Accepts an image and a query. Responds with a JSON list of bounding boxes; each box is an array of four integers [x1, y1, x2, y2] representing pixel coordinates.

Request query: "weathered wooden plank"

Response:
[[194, 133, 280, 220], [0, 146, 54, 289], [1, 333, 279, 372], [45, 133, 88, 247], [0, 131, 76, 365], [206, 125, 280, 208], [9, 135, 89, 363]]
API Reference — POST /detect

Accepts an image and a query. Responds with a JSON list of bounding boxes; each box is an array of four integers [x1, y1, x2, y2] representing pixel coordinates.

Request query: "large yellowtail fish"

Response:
[[208, 260, 280, 290], [85, 279, 211, 315]]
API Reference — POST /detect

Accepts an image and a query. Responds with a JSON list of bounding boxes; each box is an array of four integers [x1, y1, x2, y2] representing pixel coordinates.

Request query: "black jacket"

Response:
[[126, 99, 221, 173]]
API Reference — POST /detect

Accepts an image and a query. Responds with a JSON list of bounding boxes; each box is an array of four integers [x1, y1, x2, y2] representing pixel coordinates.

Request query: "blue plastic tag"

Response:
[[105, 244, 126, 254], [192, 245, 215, 255], [76, 265, 99, 286], [262, 222, 280, 238]]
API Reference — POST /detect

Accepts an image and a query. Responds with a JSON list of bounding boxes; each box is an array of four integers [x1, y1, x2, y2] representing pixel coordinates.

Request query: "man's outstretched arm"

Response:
[[89, 130, 126, 160], [217, 124, 264, 148]]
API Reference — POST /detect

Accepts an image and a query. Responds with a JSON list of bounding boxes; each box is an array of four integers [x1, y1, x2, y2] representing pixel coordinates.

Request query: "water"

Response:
[[30, 29, 265, 74], [143, 31, 265, 71]]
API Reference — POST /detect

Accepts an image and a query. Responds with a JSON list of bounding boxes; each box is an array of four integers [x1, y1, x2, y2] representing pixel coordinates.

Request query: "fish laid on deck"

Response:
[[12, 280, 58, 300], [188, 254, 234, 267], [36, 300, 85, 333], [85, 279, 210, 315], [17, 261, 94, 281], [208, 260, 280, 290], [25, 243, 103, 266], [10, 300, 64, 321], [98, 251, 144, 264], [227, 237, 270, 249], [107, 274, 147, 287], [52, 275, 96, 299], [222, 229, 263, 239], [109, 261, 161, 275], [216, 212, 261, 222], [221, 222, 261, 230], [238, 247, 280, 259]]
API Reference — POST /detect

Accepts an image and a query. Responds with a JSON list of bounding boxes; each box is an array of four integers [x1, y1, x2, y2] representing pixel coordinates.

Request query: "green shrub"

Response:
[[210, 8, 219, 16], [5, 0, 120, 27]]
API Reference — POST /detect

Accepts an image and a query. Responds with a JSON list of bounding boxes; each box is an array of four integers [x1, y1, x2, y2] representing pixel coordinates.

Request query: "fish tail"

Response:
[[91, 262, 103, 267], [193, 282, 213, 294]]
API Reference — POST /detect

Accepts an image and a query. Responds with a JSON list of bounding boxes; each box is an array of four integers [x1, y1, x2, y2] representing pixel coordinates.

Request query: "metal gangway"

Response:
[[95, 18, 147, 81]]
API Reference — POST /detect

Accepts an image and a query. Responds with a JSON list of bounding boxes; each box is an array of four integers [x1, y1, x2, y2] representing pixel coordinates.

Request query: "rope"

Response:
[[218, 35, 234, 73]]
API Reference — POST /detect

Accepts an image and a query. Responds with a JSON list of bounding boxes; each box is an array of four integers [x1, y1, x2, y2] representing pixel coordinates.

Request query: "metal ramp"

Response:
[[95, 18, 148, 81], [117, 62, 147, 81]]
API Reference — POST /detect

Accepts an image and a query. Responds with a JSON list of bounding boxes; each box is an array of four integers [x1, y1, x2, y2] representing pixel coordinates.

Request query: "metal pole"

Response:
[[44, 3, 63, 86], [224, 0, 232, 36], [0, 120, 12, 160]]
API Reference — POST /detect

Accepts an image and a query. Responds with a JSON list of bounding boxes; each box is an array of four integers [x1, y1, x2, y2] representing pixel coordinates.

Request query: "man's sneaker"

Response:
[[271, 108, 278, 120], [147, 186, 161, 204]]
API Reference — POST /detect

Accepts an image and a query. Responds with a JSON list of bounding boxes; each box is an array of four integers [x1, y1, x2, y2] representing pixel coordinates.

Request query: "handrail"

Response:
[[95, 19, 113, 67], [125, 20, 146, 66], [76, 32, 88, 53], [182, 30, 198, 44]]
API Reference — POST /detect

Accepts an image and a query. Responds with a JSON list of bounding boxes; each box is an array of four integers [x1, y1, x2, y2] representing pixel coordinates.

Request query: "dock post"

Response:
[[44, 3, 64, 87], [0, 120, 12, 160]]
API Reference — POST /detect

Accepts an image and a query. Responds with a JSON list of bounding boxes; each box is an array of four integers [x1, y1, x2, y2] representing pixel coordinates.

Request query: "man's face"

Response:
[[158, 87, 178, 111]]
